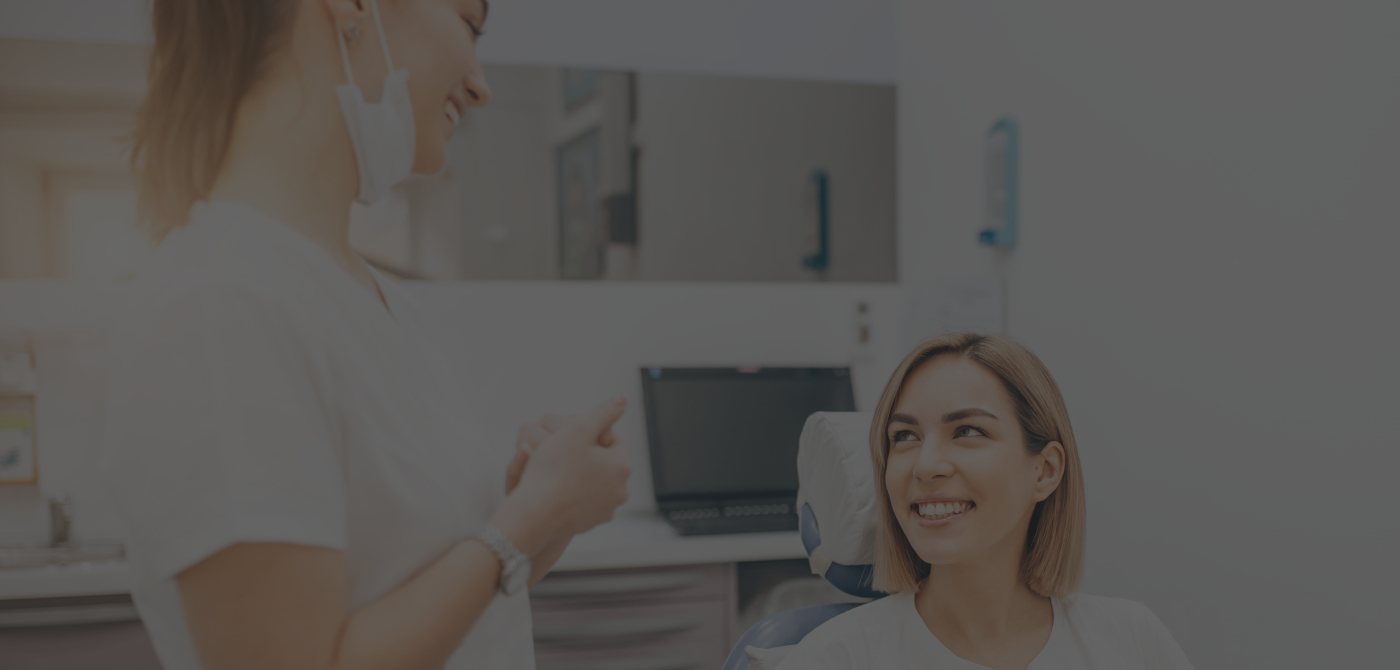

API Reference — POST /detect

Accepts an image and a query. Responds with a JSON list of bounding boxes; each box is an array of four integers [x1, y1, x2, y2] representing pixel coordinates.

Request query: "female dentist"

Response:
[[100, 1, 629, 669]]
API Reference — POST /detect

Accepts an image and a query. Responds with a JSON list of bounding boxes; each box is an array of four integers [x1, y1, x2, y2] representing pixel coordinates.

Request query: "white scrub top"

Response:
[[101, 201, 534, 669], [774, 591, 1194, 670]]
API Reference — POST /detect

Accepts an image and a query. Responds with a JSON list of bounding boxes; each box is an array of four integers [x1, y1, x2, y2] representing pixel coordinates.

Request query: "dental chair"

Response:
[[721, 412, 887, 670]]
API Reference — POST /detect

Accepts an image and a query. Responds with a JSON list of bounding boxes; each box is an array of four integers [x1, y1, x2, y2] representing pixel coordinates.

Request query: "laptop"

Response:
[[640, 366, 856, 536]]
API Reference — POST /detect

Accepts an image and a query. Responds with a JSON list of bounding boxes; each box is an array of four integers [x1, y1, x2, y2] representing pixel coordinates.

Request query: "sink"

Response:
[[0, 543, 126, 570]]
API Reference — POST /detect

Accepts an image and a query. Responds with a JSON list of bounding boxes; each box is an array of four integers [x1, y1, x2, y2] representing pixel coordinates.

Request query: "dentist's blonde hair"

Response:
[[869, 333, 1085, 597], [132, 0, 298, 239]]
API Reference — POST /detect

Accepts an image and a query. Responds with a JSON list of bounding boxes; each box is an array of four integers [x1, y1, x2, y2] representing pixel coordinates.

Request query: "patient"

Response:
[[776, 333, 1193, 669]]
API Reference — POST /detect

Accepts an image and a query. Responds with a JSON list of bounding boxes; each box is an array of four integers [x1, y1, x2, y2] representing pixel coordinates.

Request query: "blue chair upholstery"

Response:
[[798, 503, 882, 600], [719, 602, 861, 669], [720, 502, 884, 669], [721, 411, 887, 670]]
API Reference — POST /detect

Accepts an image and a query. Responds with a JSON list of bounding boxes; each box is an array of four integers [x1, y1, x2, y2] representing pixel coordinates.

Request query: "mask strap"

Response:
[[336, 24, 356, 84], [335, 0, 396, 87], [366, 0, 397, 72]]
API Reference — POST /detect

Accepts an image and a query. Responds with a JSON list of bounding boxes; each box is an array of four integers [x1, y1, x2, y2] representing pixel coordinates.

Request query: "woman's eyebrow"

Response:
[[941, 408, 998, 423], [888, 413, 919, 426]]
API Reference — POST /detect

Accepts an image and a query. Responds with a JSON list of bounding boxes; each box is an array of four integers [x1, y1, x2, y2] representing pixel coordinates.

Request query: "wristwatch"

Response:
[[471, 525, 532, 596]]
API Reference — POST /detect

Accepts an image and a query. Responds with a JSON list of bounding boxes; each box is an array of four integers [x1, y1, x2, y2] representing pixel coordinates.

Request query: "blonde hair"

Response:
[[869, 333, 1085, 597], [131, 1, 298, 239]]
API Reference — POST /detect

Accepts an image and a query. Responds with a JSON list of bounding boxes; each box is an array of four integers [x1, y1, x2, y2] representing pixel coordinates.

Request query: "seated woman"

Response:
[[777, 333, 1193, 669]]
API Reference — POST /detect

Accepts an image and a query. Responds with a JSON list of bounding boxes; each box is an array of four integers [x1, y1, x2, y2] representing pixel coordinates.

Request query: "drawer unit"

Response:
[[0, 594, 160, 669], [532, 564, 736, 670]]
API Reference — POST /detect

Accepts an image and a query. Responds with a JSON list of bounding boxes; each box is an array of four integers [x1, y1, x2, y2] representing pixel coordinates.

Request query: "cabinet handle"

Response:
[[534, 613, 705, 643], [532, 570, 708, 599], [0, 602, 139, 628]]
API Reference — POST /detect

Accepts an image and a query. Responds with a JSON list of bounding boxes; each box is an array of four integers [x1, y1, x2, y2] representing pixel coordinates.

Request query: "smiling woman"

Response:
[[871, 335, 1082, 599], [104, 1, 631, 670], [774, 333, 1194, 670]]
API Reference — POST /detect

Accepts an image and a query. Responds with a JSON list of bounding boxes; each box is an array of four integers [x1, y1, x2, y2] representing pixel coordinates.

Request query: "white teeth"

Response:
[[917, 501, 972, 519], [444, 101, 461, 127]]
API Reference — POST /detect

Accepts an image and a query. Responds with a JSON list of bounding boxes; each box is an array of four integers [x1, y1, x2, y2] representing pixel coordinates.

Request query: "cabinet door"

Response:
[[0, 599, 160, 670], [534, 599, 730, 670], [532, 565, 729, 605], [532, 565, 736, 670]]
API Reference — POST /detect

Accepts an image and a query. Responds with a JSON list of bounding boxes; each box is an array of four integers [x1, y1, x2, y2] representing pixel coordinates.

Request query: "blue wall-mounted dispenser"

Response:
[[978, 117, 1019, 249]]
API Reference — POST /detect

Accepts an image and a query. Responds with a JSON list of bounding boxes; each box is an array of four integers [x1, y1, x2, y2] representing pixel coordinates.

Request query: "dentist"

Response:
[[101, 1, 630, 669]]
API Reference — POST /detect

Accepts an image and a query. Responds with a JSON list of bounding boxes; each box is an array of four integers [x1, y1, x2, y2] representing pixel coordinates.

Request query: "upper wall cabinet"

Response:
[[368, 65, 896, 282]]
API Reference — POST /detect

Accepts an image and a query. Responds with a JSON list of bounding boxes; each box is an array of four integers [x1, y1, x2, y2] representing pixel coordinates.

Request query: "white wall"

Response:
[[898, 1, 1399, 667], [0, 0, 898, 84], [634, 74, 897, 282]]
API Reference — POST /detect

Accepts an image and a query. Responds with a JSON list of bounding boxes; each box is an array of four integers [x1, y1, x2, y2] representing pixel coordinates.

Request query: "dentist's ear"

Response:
[[1032, 441, 1066, 502], [323, 0, 369, 33]]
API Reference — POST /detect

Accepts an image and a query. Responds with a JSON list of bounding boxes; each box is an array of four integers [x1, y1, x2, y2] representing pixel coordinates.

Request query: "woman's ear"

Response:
[[1032, 441, 1066, 502], [323, 0, 369, 31]]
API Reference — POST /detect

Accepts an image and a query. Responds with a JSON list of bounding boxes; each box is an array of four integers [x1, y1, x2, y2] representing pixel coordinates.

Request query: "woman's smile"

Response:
[[910, 499, 976, 528]]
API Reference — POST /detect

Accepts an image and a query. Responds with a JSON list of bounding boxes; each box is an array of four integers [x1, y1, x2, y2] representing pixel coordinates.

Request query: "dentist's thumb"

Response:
[[583, 396, 627, 440]]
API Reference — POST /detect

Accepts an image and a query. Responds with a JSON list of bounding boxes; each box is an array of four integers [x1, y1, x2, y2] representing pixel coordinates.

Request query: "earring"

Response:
[[343, 23, 362, 44]]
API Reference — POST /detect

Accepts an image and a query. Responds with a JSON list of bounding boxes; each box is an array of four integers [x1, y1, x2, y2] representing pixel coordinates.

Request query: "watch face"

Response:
[[502, 557, 531, 596]]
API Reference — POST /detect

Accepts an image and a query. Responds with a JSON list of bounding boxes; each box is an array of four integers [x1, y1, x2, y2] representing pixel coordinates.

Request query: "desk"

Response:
[[555, 510, 805, 572]]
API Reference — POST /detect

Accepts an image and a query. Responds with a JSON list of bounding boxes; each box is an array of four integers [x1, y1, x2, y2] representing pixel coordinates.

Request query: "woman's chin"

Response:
[[901, 526, 973, 566], [911, 543, 967, 568], [412, 146, 447, 176]]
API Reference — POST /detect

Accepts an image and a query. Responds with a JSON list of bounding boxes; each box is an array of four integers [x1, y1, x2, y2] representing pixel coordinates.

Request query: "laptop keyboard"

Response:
[[667, 510, 798, 536]]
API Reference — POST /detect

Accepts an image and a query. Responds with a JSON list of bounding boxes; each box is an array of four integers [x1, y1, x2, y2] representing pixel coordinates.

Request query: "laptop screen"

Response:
[[641, 367, 856, 503]]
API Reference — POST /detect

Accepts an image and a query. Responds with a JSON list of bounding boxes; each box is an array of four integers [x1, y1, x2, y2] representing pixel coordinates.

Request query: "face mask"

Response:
[[336, 0, 416, 205]]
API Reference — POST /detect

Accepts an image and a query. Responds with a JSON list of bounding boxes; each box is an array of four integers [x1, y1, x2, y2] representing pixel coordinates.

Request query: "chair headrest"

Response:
[[795, 411, 885, 599]]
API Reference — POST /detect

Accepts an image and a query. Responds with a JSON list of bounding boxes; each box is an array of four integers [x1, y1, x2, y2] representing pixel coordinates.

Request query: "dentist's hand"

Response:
[[506, 413, 619, 494], [490, 398, 631, 557]]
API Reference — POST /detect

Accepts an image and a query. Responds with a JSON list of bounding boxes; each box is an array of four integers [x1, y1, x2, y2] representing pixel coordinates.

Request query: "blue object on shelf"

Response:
[[804, 169, 831, 271], [979, 116, 1019, 249]]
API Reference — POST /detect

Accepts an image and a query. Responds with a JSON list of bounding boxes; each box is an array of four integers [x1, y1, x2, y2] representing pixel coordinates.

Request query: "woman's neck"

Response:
[[915, 546, 1050, 645], [205, 50, 376, 290]]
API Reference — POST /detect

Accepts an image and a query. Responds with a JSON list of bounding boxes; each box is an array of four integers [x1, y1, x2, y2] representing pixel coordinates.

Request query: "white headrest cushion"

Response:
[[796, 412, 877, 576]]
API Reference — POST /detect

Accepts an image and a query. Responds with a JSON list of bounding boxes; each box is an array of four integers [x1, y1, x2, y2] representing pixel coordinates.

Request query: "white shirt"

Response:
[[101, 201, 535, 669], [774, 591, 1194, 670]]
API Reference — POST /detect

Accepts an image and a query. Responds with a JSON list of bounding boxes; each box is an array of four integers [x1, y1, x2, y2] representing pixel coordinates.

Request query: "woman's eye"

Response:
[[953, 425, 987, 439], [891, 429, 920, 444], [462, 17, 483, 38]]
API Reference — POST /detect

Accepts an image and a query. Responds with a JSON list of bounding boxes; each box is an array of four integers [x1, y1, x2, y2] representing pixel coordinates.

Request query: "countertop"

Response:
[[0, 511, 808, 601]]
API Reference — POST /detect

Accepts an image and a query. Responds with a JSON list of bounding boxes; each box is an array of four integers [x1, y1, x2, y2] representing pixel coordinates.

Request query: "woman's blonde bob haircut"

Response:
[[869, 333, 1085, 597]]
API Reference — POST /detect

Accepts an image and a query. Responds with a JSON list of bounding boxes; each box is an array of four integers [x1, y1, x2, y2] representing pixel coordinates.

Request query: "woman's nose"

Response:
[[463, 70, 492, 107], [912, 442, 955, 481]]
